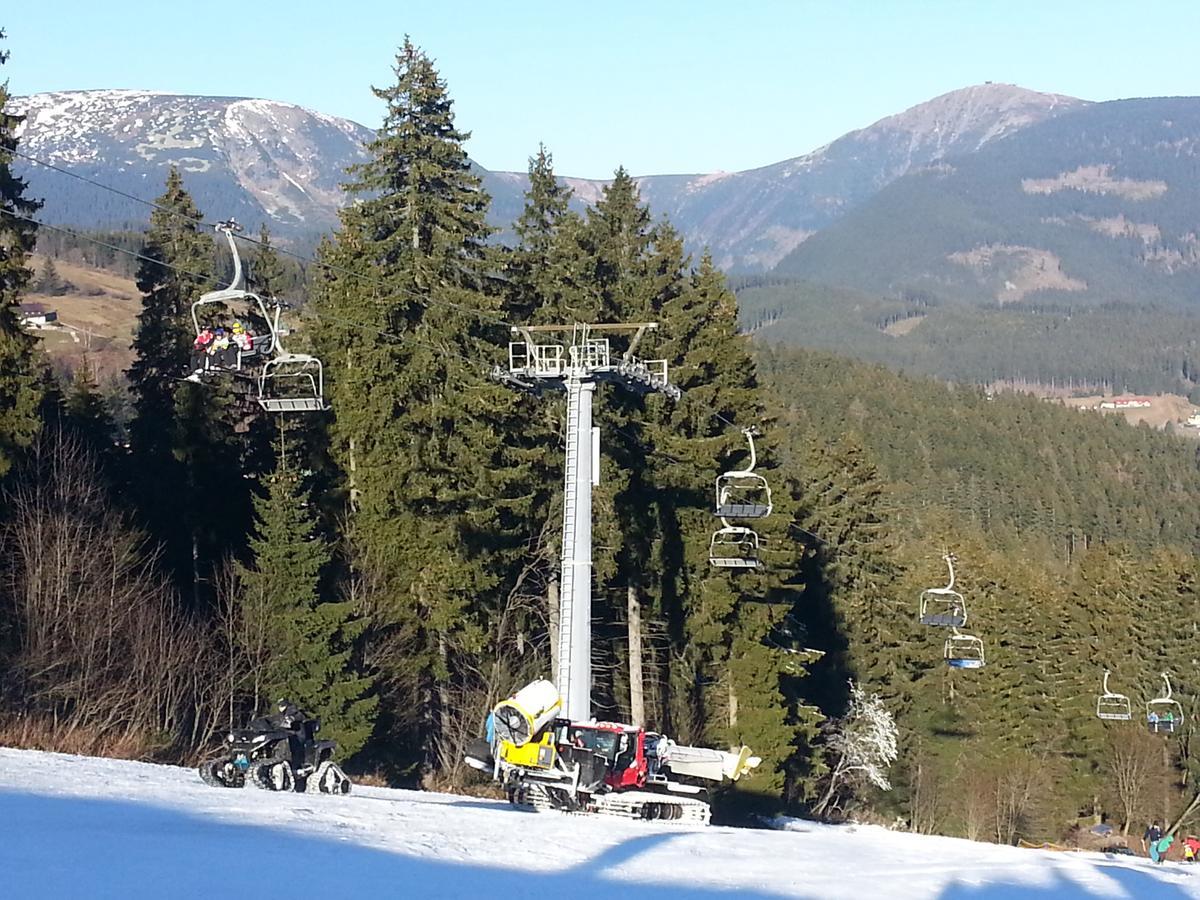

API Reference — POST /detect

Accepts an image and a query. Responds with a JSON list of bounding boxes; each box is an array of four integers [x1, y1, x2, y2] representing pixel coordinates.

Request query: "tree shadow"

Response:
[[2, 790, 785, 900], [936, 857, 1194, 900]]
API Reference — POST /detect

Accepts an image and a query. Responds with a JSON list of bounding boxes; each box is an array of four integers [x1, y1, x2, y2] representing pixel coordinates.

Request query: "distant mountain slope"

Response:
[[14, 91, 375, 238], [633, 83, 1085, 270], [772, 96, 1200, 306], [13, 85, 1080, 265]]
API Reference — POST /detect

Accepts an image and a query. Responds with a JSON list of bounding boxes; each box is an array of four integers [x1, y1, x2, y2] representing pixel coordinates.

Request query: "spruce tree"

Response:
[[0, 31, 45, 477], [312, 38, 530, 772], [249, 223, 285, 299], [126, 169, 262, 603], [237, 462, 377, 757]]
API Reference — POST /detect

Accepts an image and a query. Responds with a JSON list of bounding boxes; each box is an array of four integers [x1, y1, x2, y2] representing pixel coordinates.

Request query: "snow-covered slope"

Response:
[[0, 748, 1192, 899]]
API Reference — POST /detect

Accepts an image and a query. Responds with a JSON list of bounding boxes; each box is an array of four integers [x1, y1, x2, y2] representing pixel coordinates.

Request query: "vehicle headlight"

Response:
[[228, 732, 235, 742]]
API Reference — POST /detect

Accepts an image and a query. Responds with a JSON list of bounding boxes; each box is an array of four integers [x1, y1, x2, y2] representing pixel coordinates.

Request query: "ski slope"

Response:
[[0, 747, 1195, 899]]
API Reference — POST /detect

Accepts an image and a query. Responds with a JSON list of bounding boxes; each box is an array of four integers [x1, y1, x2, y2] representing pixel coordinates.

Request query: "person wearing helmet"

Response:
[[231, 320, 253, 357], [210, 327, 233, 368]]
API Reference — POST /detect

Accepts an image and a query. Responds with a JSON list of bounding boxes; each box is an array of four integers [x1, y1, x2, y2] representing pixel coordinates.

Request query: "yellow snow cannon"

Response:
[[491, 679, 562, 747], [498, 729, 558, 770]]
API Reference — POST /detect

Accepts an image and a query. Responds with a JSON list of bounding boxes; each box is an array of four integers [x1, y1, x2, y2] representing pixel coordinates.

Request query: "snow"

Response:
[[0, 748, 1195, 899]]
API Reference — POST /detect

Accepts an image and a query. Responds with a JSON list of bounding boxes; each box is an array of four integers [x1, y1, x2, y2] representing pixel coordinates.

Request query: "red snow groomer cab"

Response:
[[466, 680, 758, 824]]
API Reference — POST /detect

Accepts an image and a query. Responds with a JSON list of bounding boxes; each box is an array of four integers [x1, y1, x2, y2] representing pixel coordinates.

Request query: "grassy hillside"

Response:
[[23, 254, 140, 378]]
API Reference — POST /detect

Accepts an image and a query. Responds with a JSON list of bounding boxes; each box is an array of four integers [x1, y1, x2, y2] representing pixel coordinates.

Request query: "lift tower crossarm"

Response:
[[498, 322, 680, 721]]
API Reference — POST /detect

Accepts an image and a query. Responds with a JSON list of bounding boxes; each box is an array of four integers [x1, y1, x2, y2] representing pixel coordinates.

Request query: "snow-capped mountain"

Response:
[[13, 84, 1085, 267], [14, 90, 374, 238]]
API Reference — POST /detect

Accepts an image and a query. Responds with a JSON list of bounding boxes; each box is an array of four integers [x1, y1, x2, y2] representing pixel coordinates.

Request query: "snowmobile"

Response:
[[198, 704, 351, 795], [465, 680, 758, 824]]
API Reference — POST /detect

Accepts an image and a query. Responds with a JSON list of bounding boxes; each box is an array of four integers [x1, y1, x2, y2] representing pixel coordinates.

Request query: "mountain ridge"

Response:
[[13, 83, 1081, 267]]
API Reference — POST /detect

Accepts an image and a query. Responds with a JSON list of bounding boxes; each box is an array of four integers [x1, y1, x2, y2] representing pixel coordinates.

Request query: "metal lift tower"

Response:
[[496, 324, 681, 722]]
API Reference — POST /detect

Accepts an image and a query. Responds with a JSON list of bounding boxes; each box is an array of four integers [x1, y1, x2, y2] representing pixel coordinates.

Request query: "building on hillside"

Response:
[[1099, 396, 1152, 410], [17, 306, 58, 329]]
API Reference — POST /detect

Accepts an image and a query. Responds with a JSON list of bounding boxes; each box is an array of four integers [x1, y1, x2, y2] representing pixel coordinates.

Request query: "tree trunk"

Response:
[[628, 583, 644, 727], [729, 676, 739, 729], [548, 576, 560, 684]]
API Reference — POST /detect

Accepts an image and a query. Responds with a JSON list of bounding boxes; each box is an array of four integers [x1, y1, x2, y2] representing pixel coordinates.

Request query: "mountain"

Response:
[[13, 85, 1080, 265], [743, 97, 1200, 394], [772, 96, 1200, 305], [14, 90, 375, 239], [633, 83, 1085, 270]]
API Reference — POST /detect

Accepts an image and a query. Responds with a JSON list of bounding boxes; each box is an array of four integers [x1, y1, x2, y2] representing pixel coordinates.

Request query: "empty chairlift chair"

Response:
[[1096, 670, 1132, 721], [714, 428, 772, 519], [257, 353, 330, 413], [919, 554, 967, 627], [1147, 672, 1184, 734], [944, 629, 985, 669], [709, 524, 761, 569]]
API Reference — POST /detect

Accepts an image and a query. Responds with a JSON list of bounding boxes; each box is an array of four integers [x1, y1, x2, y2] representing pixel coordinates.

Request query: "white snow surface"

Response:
[[0, 747, 1195, 899]]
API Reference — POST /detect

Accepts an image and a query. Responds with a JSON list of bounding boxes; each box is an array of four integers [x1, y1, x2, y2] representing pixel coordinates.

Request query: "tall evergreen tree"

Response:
[[312, 38, 531, 774], [249, 223, 285, 299], [0, 31, 45, 477], [126, 169, 263, 604], [236, 461, 377, 757]]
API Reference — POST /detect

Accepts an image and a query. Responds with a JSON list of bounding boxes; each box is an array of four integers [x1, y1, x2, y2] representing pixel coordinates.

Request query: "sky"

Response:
[[5, 1, 1200, 180]]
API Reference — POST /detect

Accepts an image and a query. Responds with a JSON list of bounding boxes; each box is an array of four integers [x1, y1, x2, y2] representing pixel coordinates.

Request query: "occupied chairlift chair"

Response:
[[944, 628, 985, 669], [1096, 670, 1132, 721], [1147, 672, 1184, 734], [190, 221, 276, 375], [919, 554, 967, 627]]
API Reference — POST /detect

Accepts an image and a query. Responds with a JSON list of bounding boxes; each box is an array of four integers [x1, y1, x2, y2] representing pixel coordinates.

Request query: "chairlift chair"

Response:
[[714, 428, 772, 519], [1147, 672, 1184, 734], [944, 629, 985, 669], [709, 523, 761, 569], [257, 354, 330, 413], [919, 554, 967, 627], [189, 221, 277, 375], [1096, 670, 1132, 721]]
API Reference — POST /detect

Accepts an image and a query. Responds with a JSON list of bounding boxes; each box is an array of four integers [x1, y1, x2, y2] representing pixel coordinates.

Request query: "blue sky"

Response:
[[5, 1, 1199, 179]]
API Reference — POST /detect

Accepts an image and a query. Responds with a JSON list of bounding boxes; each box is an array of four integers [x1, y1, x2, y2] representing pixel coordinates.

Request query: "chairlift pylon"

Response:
[[919, 553, 967, 627], [714, 428, 772, 519], [944, 628, 985, 669], [1096, 670, 1132, 721], [1147, 672, 1183, 734]]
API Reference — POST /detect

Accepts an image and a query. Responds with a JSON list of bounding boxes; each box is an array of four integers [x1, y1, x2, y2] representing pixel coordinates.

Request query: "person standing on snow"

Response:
[[1143, 821, 1165, 861]]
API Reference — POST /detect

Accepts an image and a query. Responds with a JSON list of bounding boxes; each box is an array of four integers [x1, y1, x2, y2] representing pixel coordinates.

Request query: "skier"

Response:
[[190, 326, 214, 375], [1184, 835, 1200, 863], [1143, 821, 1165, 861]]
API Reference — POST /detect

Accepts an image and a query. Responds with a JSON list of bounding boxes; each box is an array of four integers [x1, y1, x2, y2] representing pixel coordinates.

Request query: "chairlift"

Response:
[[709, 523, 761, 569], [1147, 672, 1184, 734], [944, 628, 985, 669], [189, 221, 276, 377], [714, 428, 772, 519], [919, 553, 967, 627], [257, 354, 330, 413], [1096, 670, 1132, 721]]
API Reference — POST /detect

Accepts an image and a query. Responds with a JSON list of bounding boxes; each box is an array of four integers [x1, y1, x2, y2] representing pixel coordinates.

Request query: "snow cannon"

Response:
[[492, 679, 562, 747]]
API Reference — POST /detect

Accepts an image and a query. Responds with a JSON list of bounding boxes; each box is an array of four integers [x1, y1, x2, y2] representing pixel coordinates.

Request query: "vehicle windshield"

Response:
[[572, 728, 620, 758]]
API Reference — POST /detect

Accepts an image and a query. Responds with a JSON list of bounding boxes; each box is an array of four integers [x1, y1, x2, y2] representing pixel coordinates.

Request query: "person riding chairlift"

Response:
[[190, 326, 214, 375]]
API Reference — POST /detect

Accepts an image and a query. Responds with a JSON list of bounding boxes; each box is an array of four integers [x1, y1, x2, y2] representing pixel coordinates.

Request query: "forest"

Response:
[[3, 31, 1200, 844]]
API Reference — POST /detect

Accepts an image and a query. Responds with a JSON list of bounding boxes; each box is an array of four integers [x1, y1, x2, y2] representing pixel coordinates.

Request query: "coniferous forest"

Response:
[[5, 32, 1200, 845]]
